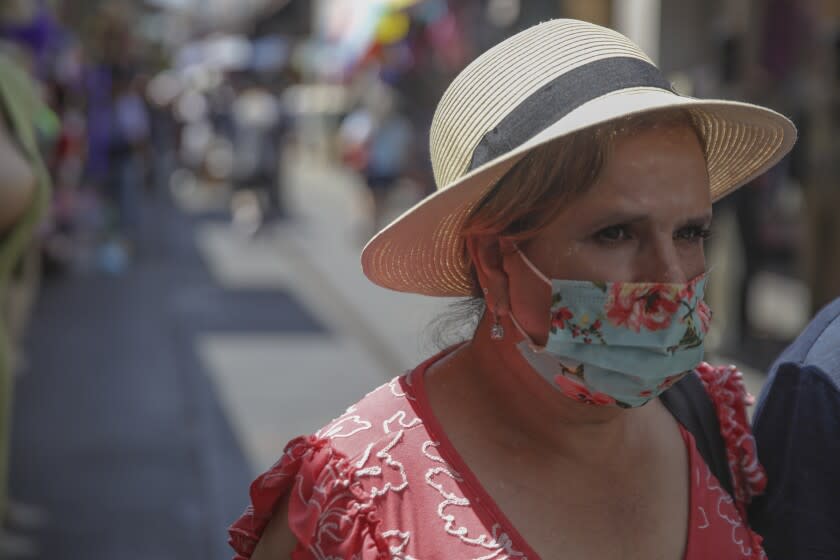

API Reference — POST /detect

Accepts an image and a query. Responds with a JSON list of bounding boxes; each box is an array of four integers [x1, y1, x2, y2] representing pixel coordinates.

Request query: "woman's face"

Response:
[[504, 124, 712, 345]]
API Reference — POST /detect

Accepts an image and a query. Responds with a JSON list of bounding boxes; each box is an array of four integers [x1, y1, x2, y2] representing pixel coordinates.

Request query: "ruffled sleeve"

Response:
[[694, 362, 767, 518], [228, 435, 390, 560]]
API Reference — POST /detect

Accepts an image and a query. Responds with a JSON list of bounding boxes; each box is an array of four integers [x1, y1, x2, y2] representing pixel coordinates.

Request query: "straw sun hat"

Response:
[[361, 19, 796, 297]]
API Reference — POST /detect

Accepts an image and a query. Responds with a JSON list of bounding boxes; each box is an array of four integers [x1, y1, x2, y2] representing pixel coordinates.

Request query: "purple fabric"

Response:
[[0, 4, 58, 53], [0, 2, 65, 77], [83, 66, 113, 182]]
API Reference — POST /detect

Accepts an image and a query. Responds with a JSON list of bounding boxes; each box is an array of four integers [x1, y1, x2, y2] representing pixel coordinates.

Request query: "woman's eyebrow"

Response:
[[676, 213, 714, 228], [584, 209, 712, 231], [586, 210, 649, 229]]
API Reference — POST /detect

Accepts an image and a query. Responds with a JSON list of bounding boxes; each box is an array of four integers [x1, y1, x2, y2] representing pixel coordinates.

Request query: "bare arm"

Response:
[[251, 491, 300, 560], [0, 116, 36, 233]]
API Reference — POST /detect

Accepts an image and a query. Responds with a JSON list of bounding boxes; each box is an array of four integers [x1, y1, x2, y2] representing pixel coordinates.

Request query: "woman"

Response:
[[230, 20, 795, 559]]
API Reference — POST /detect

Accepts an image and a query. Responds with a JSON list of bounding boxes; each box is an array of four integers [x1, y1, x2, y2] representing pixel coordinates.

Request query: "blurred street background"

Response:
[[1, 0, 838, 558]]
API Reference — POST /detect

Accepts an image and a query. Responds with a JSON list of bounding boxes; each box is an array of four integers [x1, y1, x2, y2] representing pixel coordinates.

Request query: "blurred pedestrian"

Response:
[[108, 67, 150, 252], [231, 76, 288, 225], [361, 85, 413, 234], [0, 50, 52, 557], [230, 20, 795, 559], [338, 82, 414, 238]]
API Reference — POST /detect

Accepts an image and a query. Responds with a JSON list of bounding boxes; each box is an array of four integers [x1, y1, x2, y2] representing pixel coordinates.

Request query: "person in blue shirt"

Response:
[[749, 296, 840, 558]]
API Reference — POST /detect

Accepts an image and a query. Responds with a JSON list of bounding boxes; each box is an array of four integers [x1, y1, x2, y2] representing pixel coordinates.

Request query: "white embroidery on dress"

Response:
[[315, 379, 397, 438], [426, 466, 509, 550], [472, 525, 527, 560], [354, 442, 374, 470], [316, 405, 357, 438], [704, 465, 754, 557], [389, 376, 417, 400], [421, 442, 526, 559], [277, 369, 537, 560], [320, 415, 373, 440], [354, 431, 410, 498], [383, 410, 422, 434], [295, 459, 348, 516], [310, 503, 371, 560], [381, 529, 417, 559], [472, 548, 515, 560], [422, 440, 451, 466], [697, 506, 710, 529]]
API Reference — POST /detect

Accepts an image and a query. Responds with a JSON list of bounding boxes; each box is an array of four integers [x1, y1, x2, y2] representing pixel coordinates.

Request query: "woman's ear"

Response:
[[465, 235, 510, 316]]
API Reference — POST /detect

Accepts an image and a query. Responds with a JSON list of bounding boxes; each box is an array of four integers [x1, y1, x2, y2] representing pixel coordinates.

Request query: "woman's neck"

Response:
[[427, 317, 652, 466]]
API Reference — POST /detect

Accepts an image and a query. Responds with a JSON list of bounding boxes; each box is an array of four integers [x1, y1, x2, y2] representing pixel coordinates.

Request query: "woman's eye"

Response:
[[675, 225, 712, 242], [595, 225, 630, 243]]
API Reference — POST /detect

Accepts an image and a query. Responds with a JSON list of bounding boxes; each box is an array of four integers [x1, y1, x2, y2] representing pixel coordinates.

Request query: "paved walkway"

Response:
[[10, 196, 290, 559]]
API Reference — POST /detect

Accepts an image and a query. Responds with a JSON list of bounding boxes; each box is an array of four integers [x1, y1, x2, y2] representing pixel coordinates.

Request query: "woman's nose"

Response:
[[642, 239, 690, 283]]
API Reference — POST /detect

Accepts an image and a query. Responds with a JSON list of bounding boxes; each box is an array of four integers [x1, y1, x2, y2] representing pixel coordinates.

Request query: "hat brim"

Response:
[[361, 87, 797, 297]]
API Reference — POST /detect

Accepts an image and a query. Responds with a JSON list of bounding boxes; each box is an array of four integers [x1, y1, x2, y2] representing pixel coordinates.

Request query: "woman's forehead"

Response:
[[577, 129, 707, 202], [534, 135, 711, 235]]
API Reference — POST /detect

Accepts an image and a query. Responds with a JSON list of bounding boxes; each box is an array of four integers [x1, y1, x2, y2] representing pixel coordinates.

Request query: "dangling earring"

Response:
[[490, 307, 505, 340], [483, 288, 504, 340]]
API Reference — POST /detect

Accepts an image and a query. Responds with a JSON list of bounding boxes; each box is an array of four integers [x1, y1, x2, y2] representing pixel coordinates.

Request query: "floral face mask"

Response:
[[510, 248, 712, 408]]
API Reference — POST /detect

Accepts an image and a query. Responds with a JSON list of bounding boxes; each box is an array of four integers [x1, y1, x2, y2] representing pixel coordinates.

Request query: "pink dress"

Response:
[[229, 353, 767, 559]]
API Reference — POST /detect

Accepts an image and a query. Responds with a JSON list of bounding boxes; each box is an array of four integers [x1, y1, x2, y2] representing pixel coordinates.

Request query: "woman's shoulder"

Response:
[[228, 373, 433, 559], [314, 373, 425, 457]]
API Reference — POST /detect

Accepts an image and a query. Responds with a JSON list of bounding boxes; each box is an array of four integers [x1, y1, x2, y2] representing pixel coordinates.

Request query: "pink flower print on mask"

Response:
[[605, 283, 681, 332], [696, 300, 712, 334], [553, 373, 616, 406], [551, 307, 574, 331], [678, 273, 703, 301]]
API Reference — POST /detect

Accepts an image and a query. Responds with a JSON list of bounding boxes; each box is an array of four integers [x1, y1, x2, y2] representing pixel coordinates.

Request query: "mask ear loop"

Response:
[[510, 244, 553, 351], [507, 312, 546, 352], [513, 244, 551, 287]]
